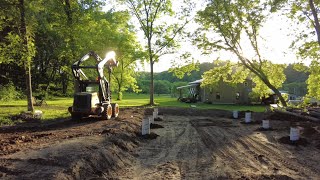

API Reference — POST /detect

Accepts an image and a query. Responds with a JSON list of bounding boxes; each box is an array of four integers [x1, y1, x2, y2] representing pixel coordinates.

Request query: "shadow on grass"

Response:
[[0, 105, 27, 108], [0, 116, 101, 133]]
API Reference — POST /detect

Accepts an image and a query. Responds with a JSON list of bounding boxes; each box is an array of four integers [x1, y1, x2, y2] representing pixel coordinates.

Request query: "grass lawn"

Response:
[[117, 93, 266, 112], [0, 98, 73, 125], [0, 93, 266, 125]]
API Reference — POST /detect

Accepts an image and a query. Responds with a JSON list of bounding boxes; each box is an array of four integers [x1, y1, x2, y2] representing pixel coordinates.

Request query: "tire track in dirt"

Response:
[[235, 138, 295, 176], [194, 124, 253, 178], [232, 124, 319, 178], [224, 130, 301, 178], [119, 114, 319, 179], [175, 122, 214, 179], [245, 135, 320, 177], [126, 116, 217, 179], [190, 117, 320, 179]]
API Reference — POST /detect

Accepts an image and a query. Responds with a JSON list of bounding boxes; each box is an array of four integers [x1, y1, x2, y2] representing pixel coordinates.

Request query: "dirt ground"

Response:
[[0, 107, 320, 179]]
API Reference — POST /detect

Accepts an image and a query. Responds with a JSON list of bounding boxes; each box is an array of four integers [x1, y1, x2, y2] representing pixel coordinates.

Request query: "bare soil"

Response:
[[0, 108, 320, 179]]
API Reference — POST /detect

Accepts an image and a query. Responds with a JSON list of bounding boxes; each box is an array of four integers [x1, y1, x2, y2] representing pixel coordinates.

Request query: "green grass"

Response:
[[0, 98, 72, 125], [114, 93, 266, 112], [0, 93, 266, 126]]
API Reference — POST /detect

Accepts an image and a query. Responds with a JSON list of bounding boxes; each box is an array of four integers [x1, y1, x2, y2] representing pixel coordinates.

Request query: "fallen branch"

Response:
[[274, 109, 320, 122], [308, 110, 320, 118]]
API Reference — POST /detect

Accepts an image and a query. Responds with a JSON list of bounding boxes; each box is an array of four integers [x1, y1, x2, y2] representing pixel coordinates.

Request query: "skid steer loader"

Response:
[[68, 51, 119, 120]]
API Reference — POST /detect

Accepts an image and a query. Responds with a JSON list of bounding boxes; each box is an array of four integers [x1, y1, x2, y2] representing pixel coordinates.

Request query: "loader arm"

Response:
[[71, 51, 118, 104]]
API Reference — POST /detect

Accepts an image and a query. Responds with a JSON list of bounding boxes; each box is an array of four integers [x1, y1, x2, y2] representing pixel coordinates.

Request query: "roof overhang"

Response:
[[176, 84, 198, 89]]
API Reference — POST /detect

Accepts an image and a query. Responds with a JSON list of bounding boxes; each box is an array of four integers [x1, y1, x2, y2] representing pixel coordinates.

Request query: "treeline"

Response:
[[0, 1, 142, 103], [0, 0, 312, 104], [134, 62, 213, 96], [134, 62, 309, 97], [282, 64, 309, 96]]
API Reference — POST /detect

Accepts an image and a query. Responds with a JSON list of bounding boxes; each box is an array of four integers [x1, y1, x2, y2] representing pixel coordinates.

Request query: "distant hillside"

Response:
[[154, 62, 309, 83], [154, 62, 214, 82], [135, 62, 214, 94]]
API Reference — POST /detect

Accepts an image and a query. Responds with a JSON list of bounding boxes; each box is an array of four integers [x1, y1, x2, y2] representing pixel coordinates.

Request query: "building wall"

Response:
[[200, 79, 253, 104]]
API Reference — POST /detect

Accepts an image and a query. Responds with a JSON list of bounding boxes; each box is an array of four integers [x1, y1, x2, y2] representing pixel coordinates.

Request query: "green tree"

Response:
[[137, 79, 150, 93], [106, 11, 144, 100], [0, 0, 41, 112], [284, 64, 309, 83], [121, 0, 193, 105], [168, 52, 200, 79], [1, 0, 146, 105], [270, 0, 320, 99], [195, 0, 288, 106], [31, 1, 136, 97], [306, 61, 320, 99], [171, 81, 188, 97], [154, 80, 171, 95], [202, 60, 286, 102]]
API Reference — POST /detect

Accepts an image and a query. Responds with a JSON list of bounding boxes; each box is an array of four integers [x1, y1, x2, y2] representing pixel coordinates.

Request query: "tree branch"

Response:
[[308, 0, 320, 46], [153, 18, 190, 58], [127, 0, 148, 36]]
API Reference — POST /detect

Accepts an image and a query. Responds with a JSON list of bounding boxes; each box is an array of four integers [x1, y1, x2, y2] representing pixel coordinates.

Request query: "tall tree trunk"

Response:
[[150, 60, 154, 105], [237, 54, 288, 107], [45, 63, 58, 96], [309, 0, 320, 46], [148, 39, 154, 105], [263, 79, 287, 106], [117, 83, 122, 100], [62, 72, 67, 94], [25, 62, 34, 111], [62, 0, 75, 95], [117, 64, 123, 101], [19, 0, 34, 112]]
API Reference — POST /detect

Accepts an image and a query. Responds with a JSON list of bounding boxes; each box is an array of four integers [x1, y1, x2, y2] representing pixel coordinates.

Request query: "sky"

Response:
[[138, 13, 299, 72], [104, 1, 304, 73]]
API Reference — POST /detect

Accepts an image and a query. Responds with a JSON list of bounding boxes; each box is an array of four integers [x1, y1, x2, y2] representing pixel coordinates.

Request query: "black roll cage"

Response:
[[71, 51, 118, 104]]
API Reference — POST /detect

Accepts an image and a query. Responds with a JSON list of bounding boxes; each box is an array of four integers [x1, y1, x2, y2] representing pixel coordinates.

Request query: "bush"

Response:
[[0, 116, 14, 126], [0, 82, 24, 101]]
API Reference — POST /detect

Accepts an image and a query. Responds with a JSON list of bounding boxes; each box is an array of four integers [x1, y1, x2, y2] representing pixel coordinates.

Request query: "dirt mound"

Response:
[[268, 111, 306, 122], [144, 108, 154, 115], [160, 107, 232, 117], [154, 117, 163, 121], [150, 123, 164, 129], [240, 120, 262, 125], [255, 127, 276, 131], [301, 125, 319, 137], [239, 174, 294, 180], [137, 132, 159, 140], [278, 136, 309, 146], [0, 108, 152, 179], [1, 107, 320, 179]]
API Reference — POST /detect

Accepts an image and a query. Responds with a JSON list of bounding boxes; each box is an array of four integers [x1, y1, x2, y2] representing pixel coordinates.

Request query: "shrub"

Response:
[[0, 116, 14, 126], [0, 82, 24, 101]]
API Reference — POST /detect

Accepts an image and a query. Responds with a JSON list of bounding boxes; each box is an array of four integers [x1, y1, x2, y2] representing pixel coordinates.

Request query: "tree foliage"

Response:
[[307, 61, 320, 99], [269, 0, 320, 60], [105, 11, 144, 100], [0, 0, 142, 106], [270, 0, 320, 99], [121, 0, 194, 105], [0, 0, 42, 111], [195, 0, 288, 106], [201, 60, 286, 99]]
